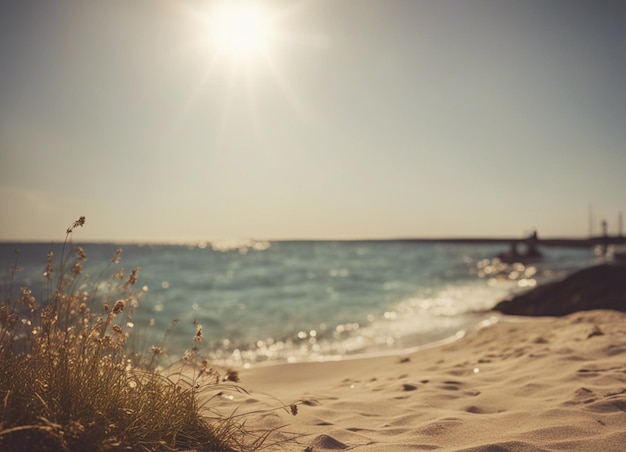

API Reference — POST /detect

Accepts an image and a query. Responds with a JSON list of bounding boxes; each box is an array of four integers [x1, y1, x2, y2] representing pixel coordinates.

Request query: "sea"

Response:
[[0, 240, 603, 367]]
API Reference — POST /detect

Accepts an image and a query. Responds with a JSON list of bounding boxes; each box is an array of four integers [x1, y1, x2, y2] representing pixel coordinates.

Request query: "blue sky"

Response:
[[1, 0, 625, 241]]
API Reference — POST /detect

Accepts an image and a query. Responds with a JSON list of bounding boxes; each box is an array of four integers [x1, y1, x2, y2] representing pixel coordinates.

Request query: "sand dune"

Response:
[[218, 310, 626, 451]]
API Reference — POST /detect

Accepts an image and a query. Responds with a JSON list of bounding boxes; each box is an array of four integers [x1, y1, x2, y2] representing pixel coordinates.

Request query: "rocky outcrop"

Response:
[[493, 263, 626, 316]]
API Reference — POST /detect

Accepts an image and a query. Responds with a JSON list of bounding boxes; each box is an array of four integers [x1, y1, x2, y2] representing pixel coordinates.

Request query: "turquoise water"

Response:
[[0, 241, 599, 366]]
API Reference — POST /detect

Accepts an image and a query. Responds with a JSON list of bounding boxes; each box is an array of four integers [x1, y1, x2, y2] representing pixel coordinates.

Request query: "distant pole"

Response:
[[619, 212, 623, 237], [588, 204, 594, 237], [600, 219, 608, 256]]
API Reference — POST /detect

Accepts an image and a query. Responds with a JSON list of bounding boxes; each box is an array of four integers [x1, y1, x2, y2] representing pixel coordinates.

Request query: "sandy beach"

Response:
[[216, 309, 626, 451]]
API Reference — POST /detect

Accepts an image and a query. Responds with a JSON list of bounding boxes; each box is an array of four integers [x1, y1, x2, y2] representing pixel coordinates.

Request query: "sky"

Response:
[[1, 0, 625, 242]]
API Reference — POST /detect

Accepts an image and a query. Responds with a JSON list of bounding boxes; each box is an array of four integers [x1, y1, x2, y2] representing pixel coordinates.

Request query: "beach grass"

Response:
[[0, 217, 296, 451]]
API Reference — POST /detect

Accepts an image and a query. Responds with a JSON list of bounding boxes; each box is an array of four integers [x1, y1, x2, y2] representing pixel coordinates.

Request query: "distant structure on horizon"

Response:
[[587, 205, 624, 238]]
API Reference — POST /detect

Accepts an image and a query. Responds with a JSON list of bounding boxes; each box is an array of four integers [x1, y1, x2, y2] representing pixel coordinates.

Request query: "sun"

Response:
[[209, 2, 273, 62], [177, 0, 318, 130]]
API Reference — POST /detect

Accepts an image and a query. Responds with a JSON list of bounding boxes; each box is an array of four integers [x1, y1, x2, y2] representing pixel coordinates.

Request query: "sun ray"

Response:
[[263, 50, 311, 121]]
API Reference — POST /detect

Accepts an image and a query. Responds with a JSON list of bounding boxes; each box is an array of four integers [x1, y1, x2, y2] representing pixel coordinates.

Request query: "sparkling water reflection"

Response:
[[0, 241, 599, 365]]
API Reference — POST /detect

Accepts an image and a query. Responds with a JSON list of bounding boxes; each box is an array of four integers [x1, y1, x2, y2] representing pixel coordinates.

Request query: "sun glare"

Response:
[[210, 2, 272, 61], [178, 0, 317, 132]]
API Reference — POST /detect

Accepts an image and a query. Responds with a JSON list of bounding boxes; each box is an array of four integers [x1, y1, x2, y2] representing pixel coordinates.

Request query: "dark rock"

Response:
[[492, 263, 626, 316]]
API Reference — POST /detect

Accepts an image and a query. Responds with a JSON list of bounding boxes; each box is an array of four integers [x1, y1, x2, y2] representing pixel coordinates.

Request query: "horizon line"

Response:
[[1, 234, 623, 246]]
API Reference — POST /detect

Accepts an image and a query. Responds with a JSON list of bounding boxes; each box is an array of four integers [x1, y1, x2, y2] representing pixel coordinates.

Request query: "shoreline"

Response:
[[231, 313, 509, 370], [210, 309, 626, 451]]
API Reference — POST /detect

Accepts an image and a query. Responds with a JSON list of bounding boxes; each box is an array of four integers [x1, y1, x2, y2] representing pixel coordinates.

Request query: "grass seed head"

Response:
[[72, 262, 83, 276], [67, 216, 86, 233], [75, 246, 88, 261], [126, 268, 140, 286], [112, 300, 125, 314], [112, 247, 122, 264], [194, 324, 203, 343]]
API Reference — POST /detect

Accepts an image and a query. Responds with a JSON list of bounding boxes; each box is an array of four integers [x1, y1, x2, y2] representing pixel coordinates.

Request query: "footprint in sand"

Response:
[[314, 420, 334, 426], [439, 380, 463, 391], [585, 398, 626, 413], [577, 368, 599, 377], [465, 405, 488, 414], [564, 387, 598, 406]]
